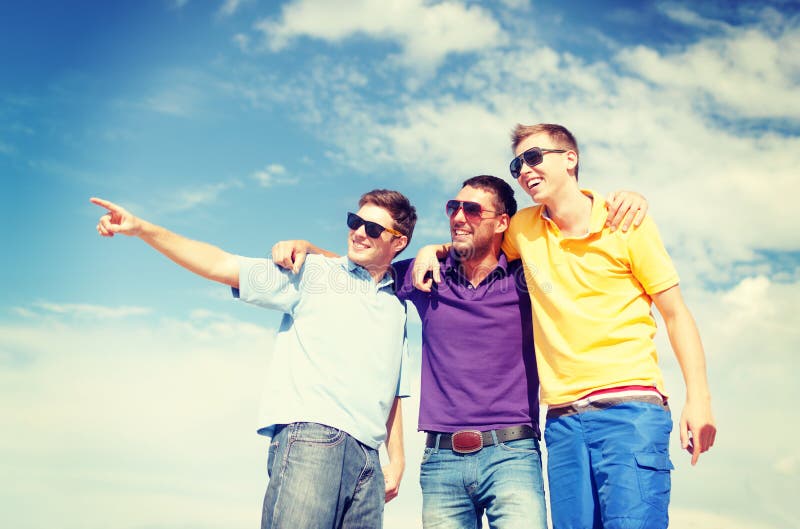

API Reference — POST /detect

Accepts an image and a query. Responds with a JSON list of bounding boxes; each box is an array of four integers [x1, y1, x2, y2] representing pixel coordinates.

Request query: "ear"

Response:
[[392, 235, 408, 255], [565, 150, 579, 172], [494, 213, 510, 234]]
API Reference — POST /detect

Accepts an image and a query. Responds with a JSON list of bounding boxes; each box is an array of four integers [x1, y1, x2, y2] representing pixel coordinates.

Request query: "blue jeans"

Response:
[[262, 422, 384, 529], [545, 401, 674, 529], [420, 436, 548, 529]]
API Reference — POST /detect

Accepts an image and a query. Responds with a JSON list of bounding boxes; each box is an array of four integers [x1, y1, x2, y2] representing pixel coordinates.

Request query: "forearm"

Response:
[[138, 219, 240, 288], [433, 242, 451, 259], [653, 286, 711, 401], [384, 398, 405, 471], [663, 308, 711, 401], [305, 242, 339, 258]]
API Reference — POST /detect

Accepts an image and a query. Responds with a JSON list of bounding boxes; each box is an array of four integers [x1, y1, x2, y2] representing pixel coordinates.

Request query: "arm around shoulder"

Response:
[[271, 239, 339, 274]]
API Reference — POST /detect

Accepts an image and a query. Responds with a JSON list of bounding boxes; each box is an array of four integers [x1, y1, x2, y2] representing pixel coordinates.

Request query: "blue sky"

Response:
[[2, 1, 799, 528]]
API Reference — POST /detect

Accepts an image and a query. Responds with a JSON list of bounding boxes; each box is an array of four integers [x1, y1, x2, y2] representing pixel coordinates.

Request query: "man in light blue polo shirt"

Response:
[[90, 189, 417, 529]]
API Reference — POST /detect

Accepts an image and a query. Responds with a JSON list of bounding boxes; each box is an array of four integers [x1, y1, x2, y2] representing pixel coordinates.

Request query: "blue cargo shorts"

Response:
[[545, 399, 674, 529]]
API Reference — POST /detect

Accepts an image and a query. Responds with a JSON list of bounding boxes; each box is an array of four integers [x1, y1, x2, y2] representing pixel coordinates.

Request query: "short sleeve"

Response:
[[395, 310, 411, 398], [627, 216, 680, 295], [232, 256, 303, 313]]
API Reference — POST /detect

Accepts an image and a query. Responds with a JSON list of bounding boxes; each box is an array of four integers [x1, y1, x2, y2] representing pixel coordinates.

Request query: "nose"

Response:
[[518, 159, 534, 178], [451, 204, 468, 223], [352, 223, 371, 240]]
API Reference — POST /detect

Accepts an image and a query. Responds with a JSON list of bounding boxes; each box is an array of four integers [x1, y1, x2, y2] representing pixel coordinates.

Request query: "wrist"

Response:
[[685, 392, 712, 408]]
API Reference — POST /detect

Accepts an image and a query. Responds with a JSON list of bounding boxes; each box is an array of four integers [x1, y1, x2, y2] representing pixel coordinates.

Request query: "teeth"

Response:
[[528, 179, 542, 189]]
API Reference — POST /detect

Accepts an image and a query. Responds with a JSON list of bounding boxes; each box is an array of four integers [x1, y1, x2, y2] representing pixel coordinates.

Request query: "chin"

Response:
[[452, 242, 475, 259], [348, 248, 372, 265]]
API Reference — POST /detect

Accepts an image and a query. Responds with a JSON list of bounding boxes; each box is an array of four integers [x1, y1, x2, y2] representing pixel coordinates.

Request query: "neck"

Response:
[[543, 187, 593, 237], [366, 263, 390, 282], [457, 241, 502, 286]]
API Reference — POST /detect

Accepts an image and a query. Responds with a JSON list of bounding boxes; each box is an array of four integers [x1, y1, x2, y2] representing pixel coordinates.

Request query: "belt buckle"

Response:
[[451, 429, 483, 454]]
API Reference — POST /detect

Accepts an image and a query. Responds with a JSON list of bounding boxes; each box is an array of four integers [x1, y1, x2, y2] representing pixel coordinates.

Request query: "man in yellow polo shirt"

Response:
[[502, 123, 716, 529]]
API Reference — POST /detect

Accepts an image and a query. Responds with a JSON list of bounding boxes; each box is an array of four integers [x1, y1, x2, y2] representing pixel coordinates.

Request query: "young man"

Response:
[[90, 189, 416, 529], [500, 123, 716, 529], [271, 177, 647, 529], [399, 176, 547, 529]]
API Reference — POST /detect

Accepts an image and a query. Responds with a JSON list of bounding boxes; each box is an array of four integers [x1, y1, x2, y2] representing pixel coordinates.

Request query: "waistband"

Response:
[[547, 386, 668, 420], [425, 425, 538, 454]]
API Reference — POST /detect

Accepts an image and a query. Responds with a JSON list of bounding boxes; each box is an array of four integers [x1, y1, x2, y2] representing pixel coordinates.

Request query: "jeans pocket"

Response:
[[289, 422, 345, 446], [499, 438, 541, 455], [634, 451, 674, 509], [420, 447, 436, 465]]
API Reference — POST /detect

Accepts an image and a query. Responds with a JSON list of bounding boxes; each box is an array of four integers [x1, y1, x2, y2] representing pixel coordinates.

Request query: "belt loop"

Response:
[[434, 433, 441, 450], [490, 430, 499, 445]]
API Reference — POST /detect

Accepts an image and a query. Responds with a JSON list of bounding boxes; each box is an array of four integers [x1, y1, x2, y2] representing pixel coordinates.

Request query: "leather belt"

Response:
[[425, 425, 538, 454], [546, 393, 668, 420]]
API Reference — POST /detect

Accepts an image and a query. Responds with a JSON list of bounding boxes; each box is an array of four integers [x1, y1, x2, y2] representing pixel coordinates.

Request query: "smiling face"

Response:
[[514, 132, 578, 205], [347, 202, 406, 273], [449, 185, 507, 261]]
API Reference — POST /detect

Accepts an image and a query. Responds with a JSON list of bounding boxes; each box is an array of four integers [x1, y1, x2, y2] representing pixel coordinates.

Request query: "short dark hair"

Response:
[[511, 123, 580, 180], [461, 175, 517, 217], [359, 189, 417, 247]]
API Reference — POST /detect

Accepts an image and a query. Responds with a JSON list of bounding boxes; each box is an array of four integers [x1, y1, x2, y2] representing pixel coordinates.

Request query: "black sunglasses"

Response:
[[509, 147, 567, 178], [347, 212, 403, 238], [445, 200, 501, 220]]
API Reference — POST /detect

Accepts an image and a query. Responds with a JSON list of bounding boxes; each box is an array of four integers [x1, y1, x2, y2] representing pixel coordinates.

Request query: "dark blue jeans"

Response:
[[262, 422, 384, 529]]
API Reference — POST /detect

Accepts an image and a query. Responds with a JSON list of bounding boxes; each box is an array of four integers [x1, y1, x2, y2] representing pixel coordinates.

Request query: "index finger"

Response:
[[89, 197, 120, 212], [691, 438, 701, 465], [608, 199, 631, 231]]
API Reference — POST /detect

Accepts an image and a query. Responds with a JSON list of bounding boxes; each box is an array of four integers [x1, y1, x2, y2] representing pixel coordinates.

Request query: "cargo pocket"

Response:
[[634, 451, 674, 510]]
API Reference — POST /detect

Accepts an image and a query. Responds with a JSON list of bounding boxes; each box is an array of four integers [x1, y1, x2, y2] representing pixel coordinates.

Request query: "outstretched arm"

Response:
[[652, 284, 717, 465], [382, 397, 405, 503], [91, 197, 240, 288], [271, 240, 339, 274]]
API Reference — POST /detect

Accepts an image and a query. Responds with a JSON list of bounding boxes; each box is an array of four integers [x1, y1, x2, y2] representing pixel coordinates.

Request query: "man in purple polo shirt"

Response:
[[272, 176, 647, 528], [393, 175, 547, 528]]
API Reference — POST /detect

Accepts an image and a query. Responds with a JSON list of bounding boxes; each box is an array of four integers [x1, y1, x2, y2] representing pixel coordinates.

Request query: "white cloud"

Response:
[[653, 275, 800, 527], [775, 455, 800, 475], [219, 0, 248, 16], [0, 139, 15, 155], [243, 10, 799, 270], [254, 0, 505, 71], [251, 163, 298, 187], [168, 180, 243, 211], [233, 32, 250, 52], [669, 508, 783, 529], [498, 0, 530, 9], [144, 86, 202, 116], [0, 312, 274, 529], [658, 4, 731, 31], [27, 302, 152, 319], [138, 70, 220, 117], [617, 15, 800, 119]]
